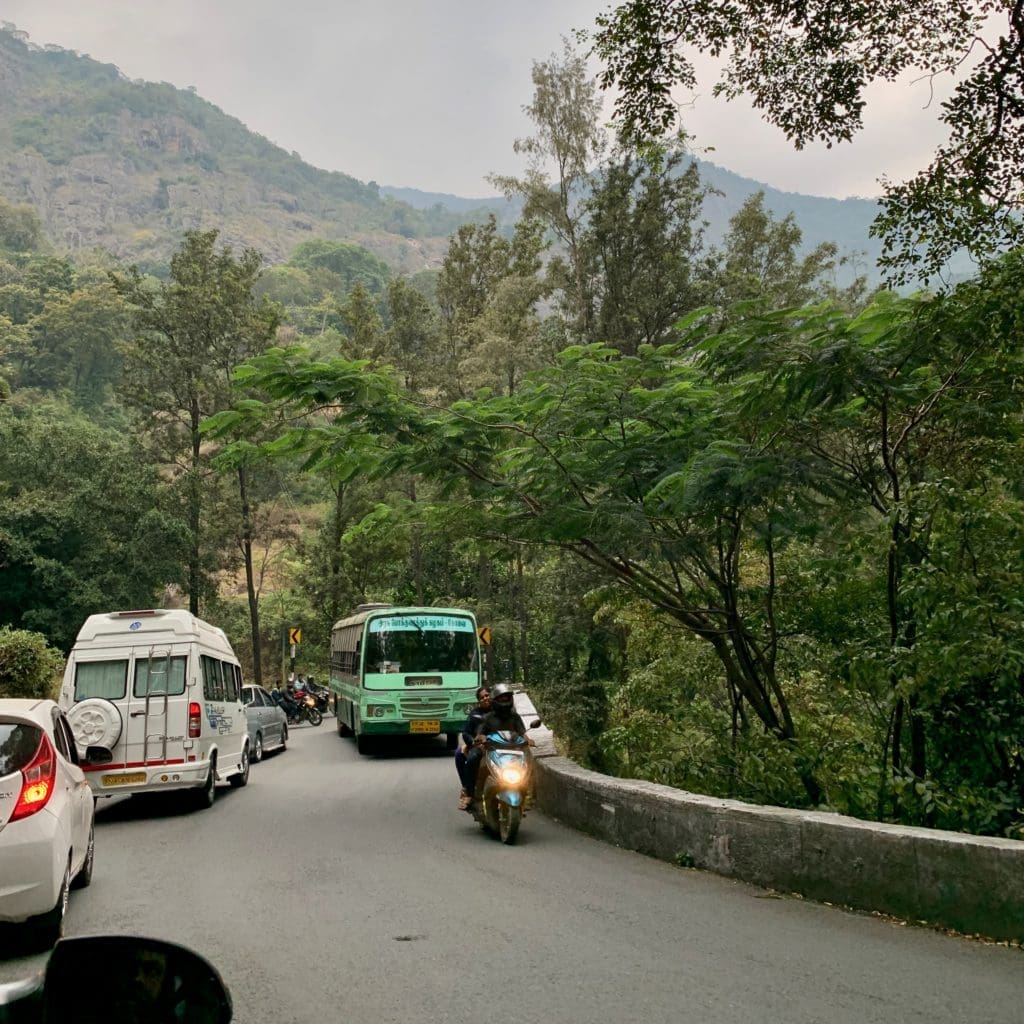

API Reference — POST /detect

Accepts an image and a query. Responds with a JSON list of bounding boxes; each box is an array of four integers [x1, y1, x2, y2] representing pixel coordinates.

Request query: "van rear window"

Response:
[[134, 656, 187, 697], [75, 660, 128, 700]]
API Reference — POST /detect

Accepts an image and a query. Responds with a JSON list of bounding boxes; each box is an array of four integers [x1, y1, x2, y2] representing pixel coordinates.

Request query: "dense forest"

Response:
[[1, 33, 1022, 842]]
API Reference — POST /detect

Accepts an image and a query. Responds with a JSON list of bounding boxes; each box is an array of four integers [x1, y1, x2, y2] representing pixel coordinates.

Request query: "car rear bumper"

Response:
[[85, 760, 211, 797], [0, 809, 66, 923]]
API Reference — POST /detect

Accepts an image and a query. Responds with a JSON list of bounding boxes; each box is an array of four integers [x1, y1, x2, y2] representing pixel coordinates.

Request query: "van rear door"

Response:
[[124, 649, 189, 769], [66, 657, 131, 767]]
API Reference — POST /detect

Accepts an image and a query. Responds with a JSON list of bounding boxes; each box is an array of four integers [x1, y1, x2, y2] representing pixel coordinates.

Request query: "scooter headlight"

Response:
[[498, 764, 526, 786]]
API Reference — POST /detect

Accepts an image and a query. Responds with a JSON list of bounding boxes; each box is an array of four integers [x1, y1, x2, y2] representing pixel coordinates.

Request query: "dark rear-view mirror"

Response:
[[529, 718, 542, 729], [44, 935, 232, 1023], [83, 745, 113, 765]]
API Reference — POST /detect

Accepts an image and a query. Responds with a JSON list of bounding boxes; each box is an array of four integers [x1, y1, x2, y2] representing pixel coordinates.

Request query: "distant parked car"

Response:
[[241, 685, 288, 762], [0, 698, 112, 949]]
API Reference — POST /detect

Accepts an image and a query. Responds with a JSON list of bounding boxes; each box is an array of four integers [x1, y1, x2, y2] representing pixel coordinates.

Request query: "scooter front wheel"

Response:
[[498, 802, 521, 844]]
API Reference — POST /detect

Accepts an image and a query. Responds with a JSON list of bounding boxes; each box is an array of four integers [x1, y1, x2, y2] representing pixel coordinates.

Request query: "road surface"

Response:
[[1, 725, 1020, 1022]]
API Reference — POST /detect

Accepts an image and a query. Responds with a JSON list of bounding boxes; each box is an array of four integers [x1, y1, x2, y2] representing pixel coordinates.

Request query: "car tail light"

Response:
[[10, 733, 57, 822], [188, 702, 202, 738]]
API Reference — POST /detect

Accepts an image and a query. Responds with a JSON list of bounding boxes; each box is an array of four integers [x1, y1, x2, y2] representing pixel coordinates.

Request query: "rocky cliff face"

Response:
[[0, 29, 456, 270]]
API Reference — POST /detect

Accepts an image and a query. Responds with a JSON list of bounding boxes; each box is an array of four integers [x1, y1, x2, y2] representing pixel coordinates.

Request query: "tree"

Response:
[[583, 142, 713, 354], [289, 239, 391, 295], [20, 282, 130, 405], [491, 40, 607, 340], [436, 215, 546, 397], [112, 230, 281, 624], [380, 277, 444, 393], [340, 282, 386, 358], [709, 192, 867, 317], [0, 197, 44, 253], [590, 1, 1024, 282], [0, 627, 63, 699], [0, 400, 187, 650]]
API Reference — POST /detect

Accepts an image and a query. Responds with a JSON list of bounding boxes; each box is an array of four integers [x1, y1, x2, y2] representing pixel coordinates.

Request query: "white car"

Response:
[[0, 699, 111, 949]]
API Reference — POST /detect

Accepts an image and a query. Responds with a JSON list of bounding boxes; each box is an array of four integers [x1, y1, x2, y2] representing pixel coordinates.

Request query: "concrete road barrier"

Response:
[[532, 750, 1024, 942]]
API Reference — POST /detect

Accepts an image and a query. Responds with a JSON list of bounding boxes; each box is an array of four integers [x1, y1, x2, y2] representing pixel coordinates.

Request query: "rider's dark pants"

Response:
[[463, 747, 484, 796]]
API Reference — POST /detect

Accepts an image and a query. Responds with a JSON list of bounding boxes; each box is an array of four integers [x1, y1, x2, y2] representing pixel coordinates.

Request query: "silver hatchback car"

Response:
[[241, 685, 288, 762]]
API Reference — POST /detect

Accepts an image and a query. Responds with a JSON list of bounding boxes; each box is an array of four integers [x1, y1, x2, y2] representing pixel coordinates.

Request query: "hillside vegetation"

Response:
[[0, 25, 491, 272]]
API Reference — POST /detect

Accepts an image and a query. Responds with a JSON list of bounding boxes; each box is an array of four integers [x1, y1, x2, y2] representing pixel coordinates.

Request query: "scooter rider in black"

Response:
[[462, 682, 534, 811]]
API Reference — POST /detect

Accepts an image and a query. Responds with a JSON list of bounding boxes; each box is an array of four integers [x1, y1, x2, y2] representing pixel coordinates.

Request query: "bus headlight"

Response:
[[498, 765, 526, 786], [366, 704, 393, 718]]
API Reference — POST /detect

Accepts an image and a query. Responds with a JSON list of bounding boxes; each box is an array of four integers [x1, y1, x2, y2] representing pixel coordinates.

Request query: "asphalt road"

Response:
[[2, 725, 1021, 1023]]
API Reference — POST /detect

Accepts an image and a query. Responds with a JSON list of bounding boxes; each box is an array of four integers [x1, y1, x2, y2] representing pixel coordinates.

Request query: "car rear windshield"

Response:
[[75, 660, 128, 700], [0, 721, 43, 776]]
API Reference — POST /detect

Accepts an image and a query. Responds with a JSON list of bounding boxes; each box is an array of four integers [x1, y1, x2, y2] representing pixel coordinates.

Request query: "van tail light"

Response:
[[188, 702, 202, 738], [11, 733, 57, 822]]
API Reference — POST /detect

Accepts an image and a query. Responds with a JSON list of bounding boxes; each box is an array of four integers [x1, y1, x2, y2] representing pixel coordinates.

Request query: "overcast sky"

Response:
[[1, 1, 956, 200]]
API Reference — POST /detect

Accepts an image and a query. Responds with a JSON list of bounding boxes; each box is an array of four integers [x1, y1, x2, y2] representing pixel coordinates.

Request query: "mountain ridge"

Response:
[[0, 24, 932, 283]]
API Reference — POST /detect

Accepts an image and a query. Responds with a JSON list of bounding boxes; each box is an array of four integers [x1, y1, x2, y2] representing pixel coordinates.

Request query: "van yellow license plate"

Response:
[[102, 772, 147, 787], [409, 720, 440, 734]]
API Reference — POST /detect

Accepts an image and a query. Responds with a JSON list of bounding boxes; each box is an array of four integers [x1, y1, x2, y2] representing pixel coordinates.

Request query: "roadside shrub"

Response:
[[0, 626, 64, 699]]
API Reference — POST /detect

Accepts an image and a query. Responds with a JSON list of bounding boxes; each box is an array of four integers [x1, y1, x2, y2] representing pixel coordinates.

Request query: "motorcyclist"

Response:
[[270, 686, 301, 721], [456, 686, 491, 809], [463, 682, 533, 809]]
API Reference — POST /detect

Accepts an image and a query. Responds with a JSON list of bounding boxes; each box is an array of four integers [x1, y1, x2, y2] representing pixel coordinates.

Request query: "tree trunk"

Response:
[[328, 482, 346, 624], [408, 477, 424, 604], [516, 550, 529, 685], [238, 466, 262, 688], [188, 398, 202, 616]]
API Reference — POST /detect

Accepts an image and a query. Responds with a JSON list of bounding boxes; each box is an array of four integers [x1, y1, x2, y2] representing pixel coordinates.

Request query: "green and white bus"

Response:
[[329, 604, 482, 754]]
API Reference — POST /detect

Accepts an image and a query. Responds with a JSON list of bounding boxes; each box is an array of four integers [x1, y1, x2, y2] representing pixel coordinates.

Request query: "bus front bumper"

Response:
[[359, 720, 464, 736]]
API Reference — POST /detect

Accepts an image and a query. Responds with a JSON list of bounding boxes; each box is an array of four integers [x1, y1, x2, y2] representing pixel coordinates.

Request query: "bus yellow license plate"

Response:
[[102, 772, 146, 787], [409, 720, 440, 734]]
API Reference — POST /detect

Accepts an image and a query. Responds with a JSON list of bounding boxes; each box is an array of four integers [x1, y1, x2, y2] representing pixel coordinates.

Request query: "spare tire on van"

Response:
[[67, 698, 123, 753]]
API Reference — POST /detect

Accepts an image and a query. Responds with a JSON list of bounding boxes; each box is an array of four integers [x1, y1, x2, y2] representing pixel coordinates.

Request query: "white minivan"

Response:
[[59, 609, 250, 808]]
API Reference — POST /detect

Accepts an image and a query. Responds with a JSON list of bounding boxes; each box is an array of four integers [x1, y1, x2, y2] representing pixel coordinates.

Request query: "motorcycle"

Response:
[[470, 721, 541, 844], [0, 934, 232, 1022], [294, 681, 329, 715], [271, 689, 323, 727]]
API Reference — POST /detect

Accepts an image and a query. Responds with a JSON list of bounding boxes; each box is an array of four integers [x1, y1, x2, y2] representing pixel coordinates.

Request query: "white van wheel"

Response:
[[67, 699, 122, 752], [193, 759, 216, 810], [229, 745, 250, 788]]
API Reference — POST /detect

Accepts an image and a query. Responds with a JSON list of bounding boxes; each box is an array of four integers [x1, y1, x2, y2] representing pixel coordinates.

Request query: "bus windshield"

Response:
[[364, 614, 478, 674]]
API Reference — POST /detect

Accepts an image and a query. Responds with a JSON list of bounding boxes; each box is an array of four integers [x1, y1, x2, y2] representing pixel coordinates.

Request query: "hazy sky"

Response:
[[1, 1, 957, 200]]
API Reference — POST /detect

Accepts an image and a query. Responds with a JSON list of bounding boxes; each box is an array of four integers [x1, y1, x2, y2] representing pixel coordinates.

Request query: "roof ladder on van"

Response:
[[142, 648, 172, 765]]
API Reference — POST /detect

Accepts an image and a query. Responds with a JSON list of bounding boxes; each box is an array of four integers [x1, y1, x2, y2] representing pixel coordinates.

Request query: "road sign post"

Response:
[[477, 625, 492, 684]]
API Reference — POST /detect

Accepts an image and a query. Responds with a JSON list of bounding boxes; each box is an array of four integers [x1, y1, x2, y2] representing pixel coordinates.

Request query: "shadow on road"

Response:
[[356, 736, 456, 760], [94, 785, 245, 824]]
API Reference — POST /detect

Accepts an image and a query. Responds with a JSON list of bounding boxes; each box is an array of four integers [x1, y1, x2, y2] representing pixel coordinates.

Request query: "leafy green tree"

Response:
[[590, 1, 1024, 282], [0, 399, 187, 650], [289, 239, 391, 295], [340, 281, 386, 358], [380, 277, 443, 393], [583, 142, 712, 353], [0, 197, 44, 253], [0, 627, 63, 699], [709, 192, 867, 317], [112, 229, 281, 617], [709, 250, 1024, 830], [437, 215, 546, 397], [19, 282, 130, 404], [491, 40, 606, 340]]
